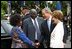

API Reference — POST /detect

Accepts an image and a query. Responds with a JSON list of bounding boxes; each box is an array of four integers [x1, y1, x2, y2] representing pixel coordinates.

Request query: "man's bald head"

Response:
[[30, 9, 37, 15], [30, 9, 37, 19]]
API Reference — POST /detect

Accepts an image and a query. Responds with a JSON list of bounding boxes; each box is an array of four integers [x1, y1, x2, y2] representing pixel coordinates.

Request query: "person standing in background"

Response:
[[21, 6, 30, 20], [21, 6, 30, 29]]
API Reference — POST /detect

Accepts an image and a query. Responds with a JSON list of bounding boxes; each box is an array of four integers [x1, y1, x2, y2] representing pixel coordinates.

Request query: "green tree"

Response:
[[61, 1, 67, 16], [1, 1, 8, 19]]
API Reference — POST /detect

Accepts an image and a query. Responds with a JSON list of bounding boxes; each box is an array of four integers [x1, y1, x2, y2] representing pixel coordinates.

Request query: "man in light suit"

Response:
[[22, 9, 44, 48]]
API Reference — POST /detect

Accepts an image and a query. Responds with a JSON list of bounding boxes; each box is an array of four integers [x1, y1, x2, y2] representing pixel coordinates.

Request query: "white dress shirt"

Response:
[[31, 17, 40, 40], [47, 16, 52, 31]]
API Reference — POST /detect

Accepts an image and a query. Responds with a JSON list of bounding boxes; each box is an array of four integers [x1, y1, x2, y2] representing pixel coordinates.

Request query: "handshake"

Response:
[[32, 40, 40, 48]]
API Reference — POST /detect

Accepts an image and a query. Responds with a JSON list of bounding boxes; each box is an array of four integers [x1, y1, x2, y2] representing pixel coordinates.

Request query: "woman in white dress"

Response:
[[50, 10, 65, 48]]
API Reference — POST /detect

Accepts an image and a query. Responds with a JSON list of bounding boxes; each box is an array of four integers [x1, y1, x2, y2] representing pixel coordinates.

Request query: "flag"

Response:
[[56, 1, 62, 10]]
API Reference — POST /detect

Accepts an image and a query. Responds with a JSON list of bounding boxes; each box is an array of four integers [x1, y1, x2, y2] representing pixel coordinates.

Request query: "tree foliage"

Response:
[[1, 1, 8, 19]]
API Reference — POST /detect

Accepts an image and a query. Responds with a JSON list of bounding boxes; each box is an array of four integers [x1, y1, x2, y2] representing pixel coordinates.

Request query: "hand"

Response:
[[34, 42, 40, 48], [17, 40, 23, 43]]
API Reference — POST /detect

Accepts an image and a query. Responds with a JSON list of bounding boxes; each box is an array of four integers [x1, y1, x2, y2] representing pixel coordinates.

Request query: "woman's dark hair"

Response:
[[10, 14, 22, 26]]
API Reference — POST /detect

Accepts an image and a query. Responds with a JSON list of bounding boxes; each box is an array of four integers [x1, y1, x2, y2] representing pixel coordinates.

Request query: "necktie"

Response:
[[34, 20, 40, 40]]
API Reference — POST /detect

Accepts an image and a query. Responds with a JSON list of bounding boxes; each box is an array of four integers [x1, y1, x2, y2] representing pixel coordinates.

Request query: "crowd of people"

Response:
[[9, 5, 70, 48]]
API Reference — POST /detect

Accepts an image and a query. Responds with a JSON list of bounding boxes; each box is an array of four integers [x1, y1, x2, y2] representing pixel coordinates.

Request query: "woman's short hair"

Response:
[[10, 14, 22, 26], [52, 10, 63, 21]]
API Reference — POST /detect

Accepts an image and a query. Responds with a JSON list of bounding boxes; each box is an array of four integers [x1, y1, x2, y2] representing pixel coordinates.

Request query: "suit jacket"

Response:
[[50, 22, 64, 48], [22, 17, 44, 42], [22, 14, 30, 21], [21, 14, 30, 29], [41, 20, 56, 47], [63, 22, 70, 43]]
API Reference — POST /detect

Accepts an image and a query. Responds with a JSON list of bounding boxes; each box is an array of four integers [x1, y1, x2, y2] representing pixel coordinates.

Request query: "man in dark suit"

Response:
[[22, 9, 44, 48], [41, 8, 56, 48], [63, 15, 70, 44], [21, 6, 30, 20], [21, 6, 30, 29]]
